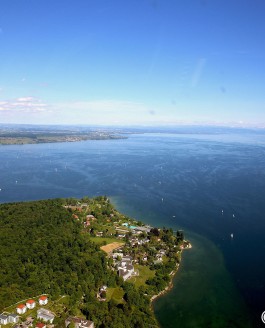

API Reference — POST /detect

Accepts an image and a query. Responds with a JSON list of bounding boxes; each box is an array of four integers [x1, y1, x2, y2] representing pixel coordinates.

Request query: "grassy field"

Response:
[[106, 287, 124, 303], [129, 265, 156, 288], [90, 237, 122, 245], [47, 295, 70, 315]]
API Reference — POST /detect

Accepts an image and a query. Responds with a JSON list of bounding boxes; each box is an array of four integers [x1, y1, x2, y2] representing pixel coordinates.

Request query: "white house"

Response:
[[0, 314, 8, 325], [16, 304, 27, 314], [26, 299, 36, 309], [39, 295, 48, 305], [99, 285, 107, 292], [112, 252, 123, 259], [8, 314, 19, 323], [118, 268, 132, 281], [118, 256, 135, 281], [37, 308, 55, 323]]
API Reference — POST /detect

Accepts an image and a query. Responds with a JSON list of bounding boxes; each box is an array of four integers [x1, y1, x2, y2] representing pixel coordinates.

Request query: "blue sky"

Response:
[[0, 0, 265, 126]]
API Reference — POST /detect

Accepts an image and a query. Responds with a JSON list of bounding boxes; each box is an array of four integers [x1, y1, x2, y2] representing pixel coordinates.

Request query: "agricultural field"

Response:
[[100, 242, 124, 254]]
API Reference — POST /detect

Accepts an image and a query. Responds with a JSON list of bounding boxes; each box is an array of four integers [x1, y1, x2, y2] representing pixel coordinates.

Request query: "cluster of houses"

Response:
[[0, 314, 19, 325], [108, 224, 182, 275], [0, 296, 52, 327], [0, 297, 94, 328], [63, 204, 89, 222], [84, 214, 96, 227], [118, 256, 135, 281], [105, 223, 159, 281], [114, 224, 152, 239], [16, 296, 48, 315], [112, 253, 136, 281], [63, 204, 88, 212]]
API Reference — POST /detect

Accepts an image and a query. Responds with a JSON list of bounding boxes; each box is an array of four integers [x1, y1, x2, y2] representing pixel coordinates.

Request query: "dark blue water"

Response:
[[0, 132, 265, 327]]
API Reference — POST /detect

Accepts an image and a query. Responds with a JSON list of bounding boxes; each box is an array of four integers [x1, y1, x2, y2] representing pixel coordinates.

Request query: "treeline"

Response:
[[0, 198, 157, 327]]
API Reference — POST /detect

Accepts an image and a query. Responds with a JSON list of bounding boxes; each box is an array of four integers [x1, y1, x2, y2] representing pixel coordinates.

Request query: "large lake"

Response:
[[1, 131, 265, 327]]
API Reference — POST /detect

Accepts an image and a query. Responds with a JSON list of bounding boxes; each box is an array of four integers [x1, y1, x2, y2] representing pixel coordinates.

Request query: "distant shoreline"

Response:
[[0, 133, 127, 145]]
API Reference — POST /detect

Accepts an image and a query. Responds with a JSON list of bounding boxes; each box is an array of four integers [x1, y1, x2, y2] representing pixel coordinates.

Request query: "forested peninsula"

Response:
[[0, 197, 190, 327]]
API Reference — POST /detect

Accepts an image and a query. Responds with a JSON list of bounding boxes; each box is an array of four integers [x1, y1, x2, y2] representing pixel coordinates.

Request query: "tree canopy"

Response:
[[0, 198, 158, 327]]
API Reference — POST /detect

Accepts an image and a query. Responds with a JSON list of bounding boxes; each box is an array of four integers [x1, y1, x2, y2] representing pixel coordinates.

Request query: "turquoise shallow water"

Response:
[[0, 132, 265, 326], [112, 199, 253, 328], [153, 233, 252, 328]]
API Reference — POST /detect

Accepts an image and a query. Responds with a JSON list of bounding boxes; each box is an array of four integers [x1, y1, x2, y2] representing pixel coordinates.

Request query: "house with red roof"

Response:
[[16, 304, 27, 314], [39, 295, 48, 305], [26, 299, 36, 309], [36, 323, 46, 328]]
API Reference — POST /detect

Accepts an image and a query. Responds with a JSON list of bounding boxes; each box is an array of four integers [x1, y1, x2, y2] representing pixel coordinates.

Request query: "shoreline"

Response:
[[150, 242, 192, 306]]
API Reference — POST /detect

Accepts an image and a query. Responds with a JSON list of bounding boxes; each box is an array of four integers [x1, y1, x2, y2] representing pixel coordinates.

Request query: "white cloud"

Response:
[[0, 97, 49, 113], [17, 97, 34, 102]]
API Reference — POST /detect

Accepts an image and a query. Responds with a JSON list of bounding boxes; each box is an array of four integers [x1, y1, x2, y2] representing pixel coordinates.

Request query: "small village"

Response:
[[0, 197, 191, 327], [65, 198, 191, 303], [0, 295, 94, 328]]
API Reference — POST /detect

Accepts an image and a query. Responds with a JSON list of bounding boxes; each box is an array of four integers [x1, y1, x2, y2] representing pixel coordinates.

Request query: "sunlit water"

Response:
[[1, 132, 265, 327]]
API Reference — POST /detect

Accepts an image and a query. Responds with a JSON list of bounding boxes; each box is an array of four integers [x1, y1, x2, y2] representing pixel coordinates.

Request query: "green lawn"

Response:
[[90, 236, 123, 245], [106, 287, 124, 303], [2, 324, 13, 328], [47, 295, 70, 315], [128, 265, 156, 288]]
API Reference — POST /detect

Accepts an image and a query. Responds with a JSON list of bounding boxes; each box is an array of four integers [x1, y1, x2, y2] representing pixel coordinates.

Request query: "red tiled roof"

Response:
[[39, 295, 48, 300], [17, 304, 26, 309], [36, 323, 46, 328], [26, 299, 35, 304]]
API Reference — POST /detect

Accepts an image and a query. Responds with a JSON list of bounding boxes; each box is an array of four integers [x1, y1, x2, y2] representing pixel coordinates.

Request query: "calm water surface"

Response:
[[0, 132, 265, 327]]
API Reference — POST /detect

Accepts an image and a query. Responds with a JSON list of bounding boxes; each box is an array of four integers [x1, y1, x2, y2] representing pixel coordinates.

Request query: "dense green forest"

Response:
[[0, 198, 157, 327]]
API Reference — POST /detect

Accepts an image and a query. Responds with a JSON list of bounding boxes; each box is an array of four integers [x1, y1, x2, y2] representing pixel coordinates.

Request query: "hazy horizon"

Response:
[[2, 122, 265, 132]]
